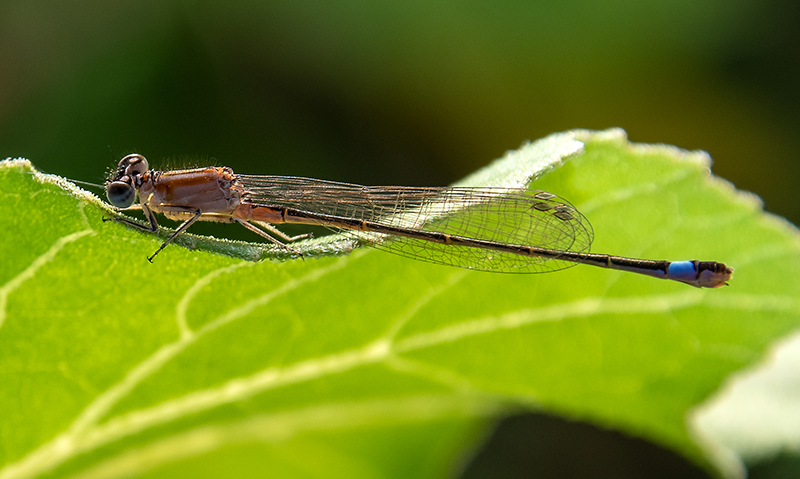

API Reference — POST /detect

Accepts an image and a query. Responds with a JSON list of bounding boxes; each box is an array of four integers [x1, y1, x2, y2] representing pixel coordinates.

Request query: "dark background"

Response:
[[2, 1, 797, 477]]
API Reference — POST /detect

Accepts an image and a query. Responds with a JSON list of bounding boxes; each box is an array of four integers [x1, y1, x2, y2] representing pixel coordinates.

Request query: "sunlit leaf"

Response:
[[1, 129, 798, 479]]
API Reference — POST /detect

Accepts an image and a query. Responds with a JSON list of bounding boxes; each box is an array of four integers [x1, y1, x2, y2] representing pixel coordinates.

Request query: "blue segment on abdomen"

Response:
[[667, 261, 697, 280]]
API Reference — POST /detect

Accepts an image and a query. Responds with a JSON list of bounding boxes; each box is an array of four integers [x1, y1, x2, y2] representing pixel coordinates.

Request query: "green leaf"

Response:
[[1, 129, 798, 479]]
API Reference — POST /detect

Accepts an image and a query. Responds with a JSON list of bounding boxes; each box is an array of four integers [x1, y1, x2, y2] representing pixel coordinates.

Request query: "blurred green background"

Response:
[[2, 1, 797, 477]]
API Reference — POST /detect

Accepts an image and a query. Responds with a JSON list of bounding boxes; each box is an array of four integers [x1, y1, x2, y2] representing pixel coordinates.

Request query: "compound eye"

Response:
[[106, 180, 136, 208], [120, 154, 148, 177]]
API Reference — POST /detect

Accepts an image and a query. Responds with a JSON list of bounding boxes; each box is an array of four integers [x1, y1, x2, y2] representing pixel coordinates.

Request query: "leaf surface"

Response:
[[1, 129, 798, 479]]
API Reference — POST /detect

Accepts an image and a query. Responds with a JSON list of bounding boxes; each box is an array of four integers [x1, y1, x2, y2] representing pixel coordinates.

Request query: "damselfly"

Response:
[[103, 154, 733, 288]]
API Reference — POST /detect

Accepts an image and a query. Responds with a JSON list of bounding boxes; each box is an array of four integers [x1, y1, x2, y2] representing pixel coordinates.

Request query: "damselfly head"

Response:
[[105, 154, 148, 208]]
